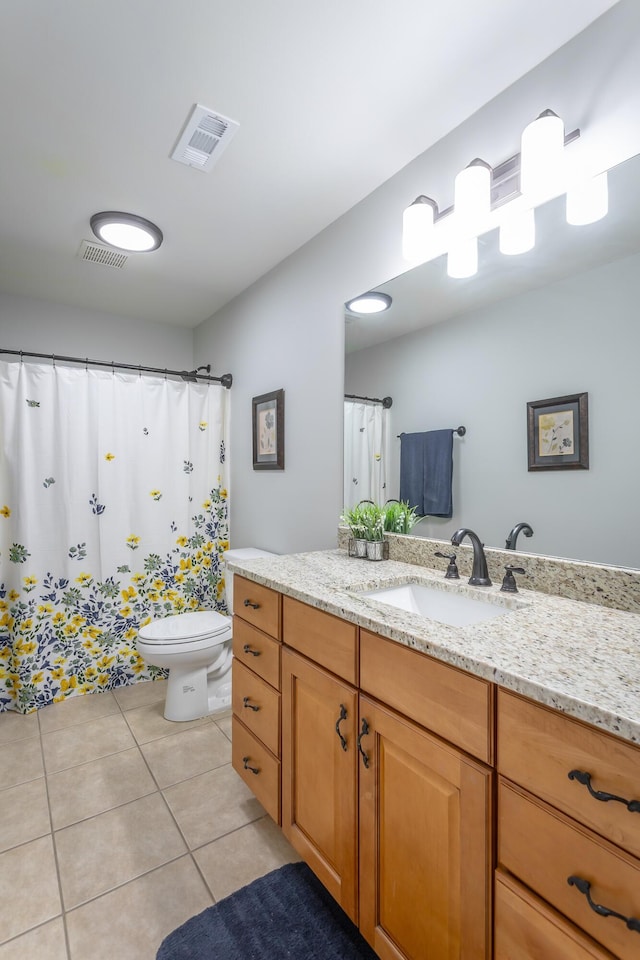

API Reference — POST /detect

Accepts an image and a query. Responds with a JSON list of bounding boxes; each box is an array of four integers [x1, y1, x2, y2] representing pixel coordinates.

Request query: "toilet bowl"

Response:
[[136, 547, 275, 721]]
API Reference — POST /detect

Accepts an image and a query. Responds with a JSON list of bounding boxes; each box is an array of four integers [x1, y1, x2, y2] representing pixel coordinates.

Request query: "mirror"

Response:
[[344, 152, 640, 569]]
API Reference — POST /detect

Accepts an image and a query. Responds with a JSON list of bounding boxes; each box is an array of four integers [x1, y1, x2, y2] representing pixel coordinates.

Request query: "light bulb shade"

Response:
[[447, 237, 478, 279], [566, 171, 608, 225], [520, 110, 565, 202], [345, 292, 392, 315], [499, 207, 536, 255], [90, 212, 163, 252], [454, 159, 491, 234], [402, 196, 437, 262]]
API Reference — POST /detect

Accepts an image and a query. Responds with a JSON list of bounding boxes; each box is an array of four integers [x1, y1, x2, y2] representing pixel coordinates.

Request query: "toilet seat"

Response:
[[138, 610, 230, 645]]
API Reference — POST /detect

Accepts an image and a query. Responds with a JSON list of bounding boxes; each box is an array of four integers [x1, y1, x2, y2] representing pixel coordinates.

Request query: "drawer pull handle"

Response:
[[244, 599, 260, 609], [242, 643, 261, 657], [242, 756, 260, 775], [335, 704, 348, 751], [568, 875, 640, 933], [242, 696, 260, 712], [357, 718, 370, 768], [568, 769, 640, 813]]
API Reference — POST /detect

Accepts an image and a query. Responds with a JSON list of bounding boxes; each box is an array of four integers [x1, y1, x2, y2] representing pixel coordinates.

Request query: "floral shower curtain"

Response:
[[0, 360, 230, 714], [343, 400, 389, 510]]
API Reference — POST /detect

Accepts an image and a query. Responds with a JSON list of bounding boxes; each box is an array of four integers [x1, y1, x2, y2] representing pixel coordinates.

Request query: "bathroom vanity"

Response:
[[229, 543, 640, 960]]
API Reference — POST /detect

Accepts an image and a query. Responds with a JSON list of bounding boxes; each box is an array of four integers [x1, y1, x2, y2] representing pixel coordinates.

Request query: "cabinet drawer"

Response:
[[360, 629, 493, 763], [495, 871, 616, 960], [282, 596, 357, 684], [232, 716, 280, 824], [232, 659, 280, 756], [232, 618, 280, 690], [498, 779, 640, 960], [233, 576, 281, 639], [498, 689, 640, 859]]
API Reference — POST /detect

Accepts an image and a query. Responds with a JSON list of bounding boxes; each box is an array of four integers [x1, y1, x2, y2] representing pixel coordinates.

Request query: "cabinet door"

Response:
[[281, 647, 358, 922], [359, 696, 492, 960]]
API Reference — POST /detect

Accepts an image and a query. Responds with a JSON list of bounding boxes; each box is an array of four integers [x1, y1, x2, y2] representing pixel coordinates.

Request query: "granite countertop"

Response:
[[227, 549, 640, 747]]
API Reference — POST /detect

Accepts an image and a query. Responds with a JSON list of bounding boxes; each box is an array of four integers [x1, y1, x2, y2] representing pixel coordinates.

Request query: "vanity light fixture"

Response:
[[401, 107, 605, 279], [447, 237, 478, 279], [402, 196, 438, 262], [499, 207, 536, 256], [345, 292, 392, 315], [454, 159, 491, 234], [566, 171, 609, 225], [90, 212, 163, 252], [520, 109, 566, 202]]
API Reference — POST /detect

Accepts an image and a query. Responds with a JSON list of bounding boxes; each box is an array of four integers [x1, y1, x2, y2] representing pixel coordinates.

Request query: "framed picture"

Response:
[[527, 392, 589, 471], [252, 389, 285, 470]]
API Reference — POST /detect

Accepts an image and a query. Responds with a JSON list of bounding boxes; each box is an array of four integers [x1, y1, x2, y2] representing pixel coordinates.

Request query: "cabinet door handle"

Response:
[[335, 704, 348, 751], [244, 599, 260, 609], [568, 875, 640, 933], [242, 643, 261, 657], [568, 769, 640, 813], [242, 696, 260, 712], [242, 756, 260, 775], [357, 718, 370, 768]]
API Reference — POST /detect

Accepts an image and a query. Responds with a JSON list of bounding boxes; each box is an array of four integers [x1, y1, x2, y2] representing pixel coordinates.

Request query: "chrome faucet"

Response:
[[505, 522, 534, 551], [450, 528, 492, 586]]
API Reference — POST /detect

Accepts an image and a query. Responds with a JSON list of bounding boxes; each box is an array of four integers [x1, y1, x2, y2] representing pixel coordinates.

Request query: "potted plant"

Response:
[[360, 502, 386, 560], [383, 499, 420, 535], [341, 504, 368, 557]]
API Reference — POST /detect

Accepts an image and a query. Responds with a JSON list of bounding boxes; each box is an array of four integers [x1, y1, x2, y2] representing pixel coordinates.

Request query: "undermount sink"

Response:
[[359, 582, 515, 627]]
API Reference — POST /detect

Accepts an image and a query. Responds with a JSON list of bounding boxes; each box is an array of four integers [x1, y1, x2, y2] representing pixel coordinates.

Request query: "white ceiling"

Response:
[[0, 0, 620, 328]]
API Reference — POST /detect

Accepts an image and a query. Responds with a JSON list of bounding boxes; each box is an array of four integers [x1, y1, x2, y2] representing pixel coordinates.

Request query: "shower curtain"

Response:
[[343, 400, 389, 509], [0, 360, 230, 714]]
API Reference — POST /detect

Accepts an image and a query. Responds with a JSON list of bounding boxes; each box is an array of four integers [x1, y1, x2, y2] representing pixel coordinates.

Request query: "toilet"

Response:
[[136, 547, 275, 721]]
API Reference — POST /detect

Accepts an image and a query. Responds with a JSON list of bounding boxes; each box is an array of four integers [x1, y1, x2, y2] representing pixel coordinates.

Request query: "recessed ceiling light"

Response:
[[345, 292, 392, 315], [90, 212, 163, 252]]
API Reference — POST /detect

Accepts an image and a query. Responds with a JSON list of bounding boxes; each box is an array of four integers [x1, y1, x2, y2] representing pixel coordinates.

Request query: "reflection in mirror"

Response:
[[344, 153, 640, 569]]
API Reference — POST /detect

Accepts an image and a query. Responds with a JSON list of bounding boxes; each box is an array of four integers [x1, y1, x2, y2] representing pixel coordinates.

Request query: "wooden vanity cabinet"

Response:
[[231, 578, 282, 823], [281, 597, 492, 957], [497, 690, 640, 960]]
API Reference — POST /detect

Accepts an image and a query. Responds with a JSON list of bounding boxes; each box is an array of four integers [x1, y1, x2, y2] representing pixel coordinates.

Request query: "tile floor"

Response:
[[0, 680, 300, 959]]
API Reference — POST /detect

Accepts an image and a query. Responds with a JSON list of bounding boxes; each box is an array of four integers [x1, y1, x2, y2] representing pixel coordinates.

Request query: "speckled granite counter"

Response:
[[227, 549, 640, 747]]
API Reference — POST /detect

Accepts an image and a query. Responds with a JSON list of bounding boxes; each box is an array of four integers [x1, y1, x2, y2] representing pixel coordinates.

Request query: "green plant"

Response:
[[341, 502, 385, 541], [382, 500, 419, 534]]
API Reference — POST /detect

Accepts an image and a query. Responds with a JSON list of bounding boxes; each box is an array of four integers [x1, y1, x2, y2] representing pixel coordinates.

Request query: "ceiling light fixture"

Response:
[[90, 212, 163, 252], [345, 292, 392, 315], [402, 196, 438, 262], [454, 159, 491, 234], [520, 109, 565, 203]]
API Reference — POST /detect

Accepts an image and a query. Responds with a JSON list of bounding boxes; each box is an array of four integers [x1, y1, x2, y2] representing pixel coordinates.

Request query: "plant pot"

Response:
[[352, 538, 368, 558], [366, 540, 385, 561]]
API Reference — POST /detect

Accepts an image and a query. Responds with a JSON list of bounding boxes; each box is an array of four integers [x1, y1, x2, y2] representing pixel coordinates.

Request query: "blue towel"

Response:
[[399, 429, 454, 518]]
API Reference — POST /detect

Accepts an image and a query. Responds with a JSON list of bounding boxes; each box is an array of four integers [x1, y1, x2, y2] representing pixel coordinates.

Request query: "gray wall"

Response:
[[345, 251, 640, 569], [195, 0, 640, 557], [0, 293, 194, 369]]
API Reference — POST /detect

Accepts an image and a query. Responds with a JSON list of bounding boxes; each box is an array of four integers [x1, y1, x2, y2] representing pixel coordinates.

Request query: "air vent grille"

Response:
[[77, 240, 128, 269], [171, 103, 239, 172]]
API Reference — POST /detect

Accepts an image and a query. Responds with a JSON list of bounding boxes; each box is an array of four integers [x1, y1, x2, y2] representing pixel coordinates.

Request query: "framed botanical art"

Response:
[[527, 392, 589, 471], [252, 389, 285, 470]]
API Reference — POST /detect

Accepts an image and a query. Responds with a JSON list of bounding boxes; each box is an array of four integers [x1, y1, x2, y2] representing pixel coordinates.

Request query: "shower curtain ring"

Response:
[[51, 353, 56, 367]]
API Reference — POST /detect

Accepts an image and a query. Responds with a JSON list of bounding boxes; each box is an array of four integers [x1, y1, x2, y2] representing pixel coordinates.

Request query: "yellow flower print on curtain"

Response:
[[0, 360, 230, 714]]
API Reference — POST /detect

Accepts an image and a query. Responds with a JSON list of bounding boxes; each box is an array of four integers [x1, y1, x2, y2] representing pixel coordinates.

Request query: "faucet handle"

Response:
[[501, 564, 526, 593], [434, 551, 460, 580]]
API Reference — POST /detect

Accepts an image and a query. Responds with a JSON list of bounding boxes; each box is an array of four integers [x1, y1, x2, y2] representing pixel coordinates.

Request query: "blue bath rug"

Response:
[[156, 861, 379, 959]]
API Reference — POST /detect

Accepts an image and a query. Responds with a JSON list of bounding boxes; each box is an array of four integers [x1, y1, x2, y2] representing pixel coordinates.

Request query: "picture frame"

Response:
[[252, 389, 285, 470], [527, 392, 589, 471]]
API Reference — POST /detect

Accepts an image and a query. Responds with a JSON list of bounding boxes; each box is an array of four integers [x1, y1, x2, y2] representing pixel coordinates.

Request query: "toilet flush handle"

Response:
[[244, 598, 260, 609]]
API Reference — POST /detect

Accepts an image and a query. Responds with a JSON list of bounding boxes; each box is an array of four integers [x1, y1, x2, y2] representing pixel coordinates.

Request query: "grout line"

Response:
[[36, 715, 72, 960]]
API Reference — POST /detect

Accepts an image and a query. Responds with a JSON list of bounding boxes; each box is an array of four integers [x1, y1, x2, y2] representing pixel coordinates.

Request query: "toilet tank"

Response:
[[223, 548, 276, 612]]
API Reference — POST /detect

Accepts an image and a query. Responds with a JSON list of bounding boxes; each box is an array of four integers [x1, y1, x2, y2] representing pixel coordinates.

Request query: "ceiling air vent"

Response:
[[77, 240, 128, 268], [170, 103, 240, 172]]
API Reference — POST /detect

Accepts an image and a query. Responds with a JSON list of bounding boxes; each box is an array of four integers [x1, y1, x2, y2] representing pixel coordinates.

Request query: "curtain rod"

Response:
[[345, 393, 393, 408], [0, 349, 232, 388]]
